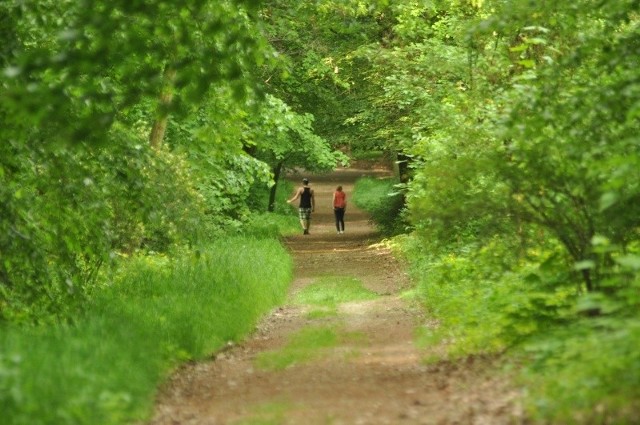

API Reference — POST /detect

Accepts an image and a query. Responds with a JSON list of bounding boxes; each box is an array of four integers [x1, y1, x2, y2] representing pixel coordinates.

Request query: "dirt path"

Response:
[[149, 167, 521, 425]]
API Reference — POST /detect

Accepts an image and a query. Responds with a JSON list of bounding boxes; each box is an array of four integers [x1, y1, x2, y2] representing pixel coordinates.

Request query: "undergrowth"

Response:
[[395, 232, 640, 423]]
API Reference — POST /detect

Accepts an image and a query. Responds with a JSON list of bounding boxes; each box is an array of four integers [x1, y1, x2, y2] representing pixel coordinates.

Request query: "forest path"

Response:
[[149, 166, 519, 425]]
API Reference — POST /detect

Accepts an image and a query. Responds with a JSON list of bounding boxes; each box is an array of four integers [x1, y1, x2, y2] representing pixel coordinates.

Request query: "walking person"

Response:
[[333, 185, 347, 234], [287, 178, 315, 235]]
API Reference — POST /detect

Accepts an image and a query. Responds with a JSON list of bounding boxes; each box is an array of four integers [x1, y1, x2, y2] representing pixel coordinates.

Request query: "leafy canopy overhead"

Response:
[[2, 0, 268, 142]]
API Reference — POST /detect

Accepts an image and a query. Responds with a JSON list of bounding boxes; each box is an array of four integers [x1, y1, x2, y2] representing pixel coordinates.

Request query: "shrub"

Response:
[[352, 176, 407, 235]]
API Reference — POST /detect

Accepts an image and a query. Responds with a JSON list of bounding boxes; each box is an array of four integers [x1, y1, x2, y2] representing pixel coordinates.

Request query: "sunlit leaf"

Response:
[[615, 255, 640, 270], [574, 260, 595, 271]]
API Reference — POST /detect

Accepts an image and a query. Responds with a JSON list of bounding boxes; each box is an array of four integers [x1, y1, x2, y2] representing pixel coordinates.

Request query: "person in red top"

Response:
[[332, 185, 347, 234]]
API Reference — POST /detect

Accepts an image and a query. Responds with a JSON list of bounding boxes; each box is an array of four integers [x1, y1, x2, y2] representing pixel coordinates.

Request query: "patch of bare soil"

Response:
[[149, 167, 523, 425]]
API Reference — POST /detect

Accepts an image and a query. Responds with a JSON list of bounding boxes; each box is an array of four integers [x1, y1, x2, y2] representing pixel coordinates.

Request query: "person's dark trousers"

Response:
[[334, 208, 345, 232]]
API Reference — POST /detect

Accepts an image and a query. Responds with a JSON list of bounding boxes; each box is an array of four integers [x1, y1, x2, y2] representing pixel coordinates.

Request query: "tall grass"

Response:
[[0, 237, 293, 425], [240, 212, 300, 238]]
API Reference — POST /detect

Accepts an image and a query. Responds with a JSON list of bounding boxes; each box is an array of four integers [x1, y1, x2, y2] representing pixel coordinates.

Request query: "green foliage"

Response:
[[486, 0, 640, 290], [0, 237, 293, 425], [336, 0, 640, 291], [356, 9, 640, 420], [163, 83, 277, 223], [399, 233, 577, 358], [2, 0, 267, 141], [259, 0, 388, 147], [246, 178, 295, 214], [352, 176, 407, 235], [247, 95, 349, 173], [0, 124, 207, 322], [3, 0, 640, 421], [1, 0, 326, 323], [242, 93, 349, 212], [520, 319, 640, 423]]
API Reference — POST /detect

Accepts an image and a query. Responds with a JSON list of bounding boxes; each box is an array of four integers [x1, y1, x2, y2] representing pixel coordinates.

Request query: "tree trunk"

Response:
[[582, 268, 594, 292], [149, 66, 177, 149], [268, 161, 284, 212], [391, 151, 411, 184]]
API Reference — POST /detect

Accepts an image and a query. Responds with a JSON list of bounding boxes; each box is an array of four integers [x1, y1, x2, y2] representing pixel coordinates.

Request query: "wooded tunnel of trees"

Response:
[[1, 0, 639, 423]]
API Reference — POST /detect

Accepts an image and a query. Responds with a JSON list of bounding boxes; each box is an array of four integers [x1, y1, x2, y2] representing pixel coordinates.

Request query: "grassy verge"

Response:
[[352, 176, 406, 235], [0, 237, 293, 425]]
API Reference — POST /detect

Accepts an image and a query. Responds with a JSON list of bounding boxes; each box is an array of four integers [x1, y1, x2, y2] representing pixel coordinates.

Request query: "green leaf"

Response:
[[509, 44, 528, 53], [517, 59, 536, 69], [574, 260, 595, 271], [599, 192, 618, 211], [615, 255, 640, 270]]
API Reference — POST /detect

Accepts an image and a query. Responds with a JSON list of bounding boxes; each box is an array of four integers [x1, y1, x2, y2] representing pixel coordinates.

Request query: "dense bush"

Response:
[[352, 176, 407, 235], [521, 319, 640, 423], [0, 125, 207, 323]]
